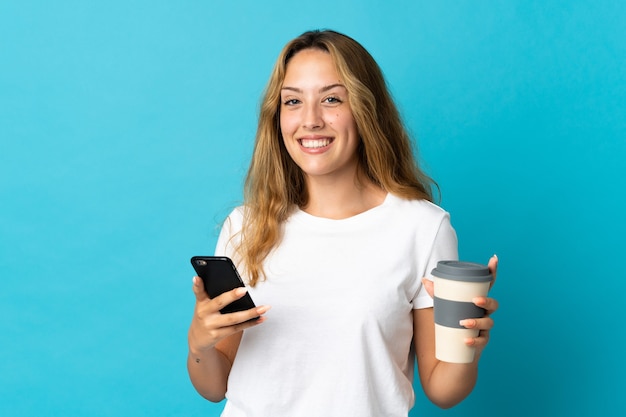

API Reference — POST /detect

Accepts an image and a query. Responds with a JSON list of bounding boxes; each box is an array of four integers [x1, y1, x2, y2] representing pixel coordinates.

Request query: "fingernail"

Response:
[[235, 287, 248, 296], [257, 305, 271, 314], [459, 319, 475, 327]]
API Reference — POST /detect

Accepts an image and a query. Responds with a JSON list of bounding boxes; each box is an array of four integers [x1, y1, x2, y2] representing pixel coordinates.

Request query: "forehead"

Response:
[[282, 48, 341, 85]]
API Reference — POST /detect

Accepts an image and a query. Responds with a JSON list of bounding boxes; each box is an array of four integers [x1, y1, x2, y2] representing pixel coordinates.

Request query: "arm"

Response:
[[187, 276, 270, 402], [414, 255, 499, 408], [187, 332, 242, 402]]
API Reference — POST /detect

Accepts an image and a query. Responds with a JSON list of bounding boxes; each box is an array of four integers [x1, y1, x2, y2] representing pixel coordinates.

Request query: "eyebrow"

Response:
[[281, 83, 346, 94]]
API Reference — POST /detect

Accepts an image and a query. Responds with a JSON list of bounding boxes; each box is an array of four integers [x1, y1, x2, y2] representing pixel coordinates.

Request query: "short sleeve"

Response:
[[214, 207, 245, 259], [412, 213, 459, 309]]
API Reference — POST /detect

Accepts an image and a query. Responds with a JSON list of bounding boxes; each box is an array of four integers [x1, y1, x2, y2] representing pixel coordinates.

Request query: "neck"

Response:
[[301, 170, 387, 219]]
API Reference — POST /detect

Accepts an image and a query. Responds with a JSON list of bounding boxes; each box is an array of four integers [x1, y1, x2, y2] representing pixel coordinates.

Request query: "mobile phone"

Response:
[[190, 256, 257, 315]]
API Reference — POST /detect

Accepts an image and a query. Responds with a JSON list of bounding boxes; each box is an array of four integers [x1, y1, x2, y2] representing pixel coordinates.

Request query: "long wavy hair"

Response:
[[237, 29, 437, 286]]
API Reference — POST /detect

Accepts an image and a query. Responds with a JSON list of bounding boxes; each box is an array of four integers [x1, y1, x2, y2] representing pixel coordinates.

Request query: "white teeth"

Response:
[[301, 139, 330, 149]]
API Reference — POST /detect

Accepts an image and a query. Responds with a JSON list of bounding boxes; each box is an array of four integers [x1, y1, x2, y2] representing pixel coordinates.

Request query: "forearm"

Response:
[[414, 307, 481, 409], [187, 281, 251, 402], [422, 359, 478, 409], [187, 347, 232, 402]]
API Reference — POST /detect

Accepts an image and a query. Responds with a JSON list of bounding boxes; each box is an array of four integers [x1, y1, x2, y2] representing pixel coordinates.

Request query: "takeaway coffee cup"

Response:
[[431, 261, 493, 363]]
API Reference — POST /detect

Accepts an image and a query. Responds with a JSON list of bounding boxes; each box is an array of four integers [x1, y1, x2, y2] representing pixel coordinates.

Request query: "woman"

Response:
[[187, 29, 499, 416]]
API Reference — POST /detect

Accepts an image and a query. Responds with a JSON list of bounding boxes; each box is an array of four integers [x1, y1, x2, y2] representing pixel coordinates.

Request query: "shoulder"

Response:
[[219, 205, 246, 231], [383, 194, 455, 246], [216, 206, 246, 243], [214, 206, 247, 258], [385, 194, 450, 222]]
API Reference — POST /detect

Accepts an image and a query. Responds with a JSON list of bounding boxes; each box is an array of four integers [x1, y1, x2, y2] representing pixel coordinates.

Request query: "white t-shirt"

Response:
[[215, 193, 458, 417]]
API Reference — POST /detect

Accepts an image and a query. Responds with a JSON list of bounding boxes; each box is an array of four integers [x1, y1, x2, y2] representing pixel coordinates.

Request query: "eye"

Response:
[[283, 98, 301, 106], [323, 96, 342, 104]]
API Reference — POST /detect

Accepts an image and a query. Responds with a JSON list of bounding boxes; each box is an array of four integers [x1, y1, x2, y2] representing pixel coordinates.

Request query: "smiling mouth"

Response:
[[299, 138, 333, 149]]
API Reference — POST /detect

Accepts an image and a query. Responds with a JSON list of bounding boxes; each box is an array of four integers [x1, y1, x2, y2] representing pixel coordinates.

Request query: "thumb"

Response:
[[192, 276, 209, 301], [487, 254, 498, 289]]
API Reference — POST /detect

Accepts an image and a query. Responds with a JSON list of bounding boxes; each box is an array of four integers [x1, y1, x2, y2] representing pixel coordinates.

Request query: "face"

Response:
[[280, 48, 360, 182]]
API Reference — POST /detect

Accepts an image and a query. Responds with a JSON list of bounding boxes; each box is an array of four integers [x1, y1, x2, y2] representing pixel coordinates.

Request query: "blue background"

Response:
[[1, 1, 625, 416]]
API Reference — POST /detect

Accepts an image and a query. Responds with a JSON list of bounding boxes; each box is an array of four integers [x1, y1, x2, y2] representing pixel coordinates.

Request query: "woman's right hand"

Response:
[[188, 276, 270, 354]]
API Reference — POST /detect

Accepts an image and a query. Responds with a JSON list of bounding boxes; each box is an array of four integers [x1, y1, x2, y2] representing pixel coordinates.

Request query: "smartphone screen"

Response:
[[190, 256, 257, 314]]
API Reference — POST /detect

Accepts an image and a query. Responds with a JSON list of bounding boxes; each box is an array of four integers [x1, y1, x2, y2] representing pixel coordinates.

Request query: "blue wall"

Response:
[[1, 1, 624, 416]]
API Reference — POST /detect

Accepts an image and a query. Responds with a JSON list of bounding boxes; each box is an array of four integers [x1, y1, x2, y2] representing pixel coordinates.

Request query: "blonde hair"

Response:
[[238, 30, 436, 285]]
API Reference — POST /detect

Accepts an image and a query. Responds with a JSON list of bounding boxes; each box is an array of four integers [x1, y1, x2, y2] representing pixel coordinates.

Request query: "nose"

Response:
[[302, 103, 323, 130]]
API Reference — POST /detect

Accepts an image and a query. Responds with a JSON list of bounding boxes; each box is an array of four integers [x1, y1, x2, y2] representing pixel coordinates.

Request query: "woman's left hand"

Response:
[[421, 254, 499, 359]]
